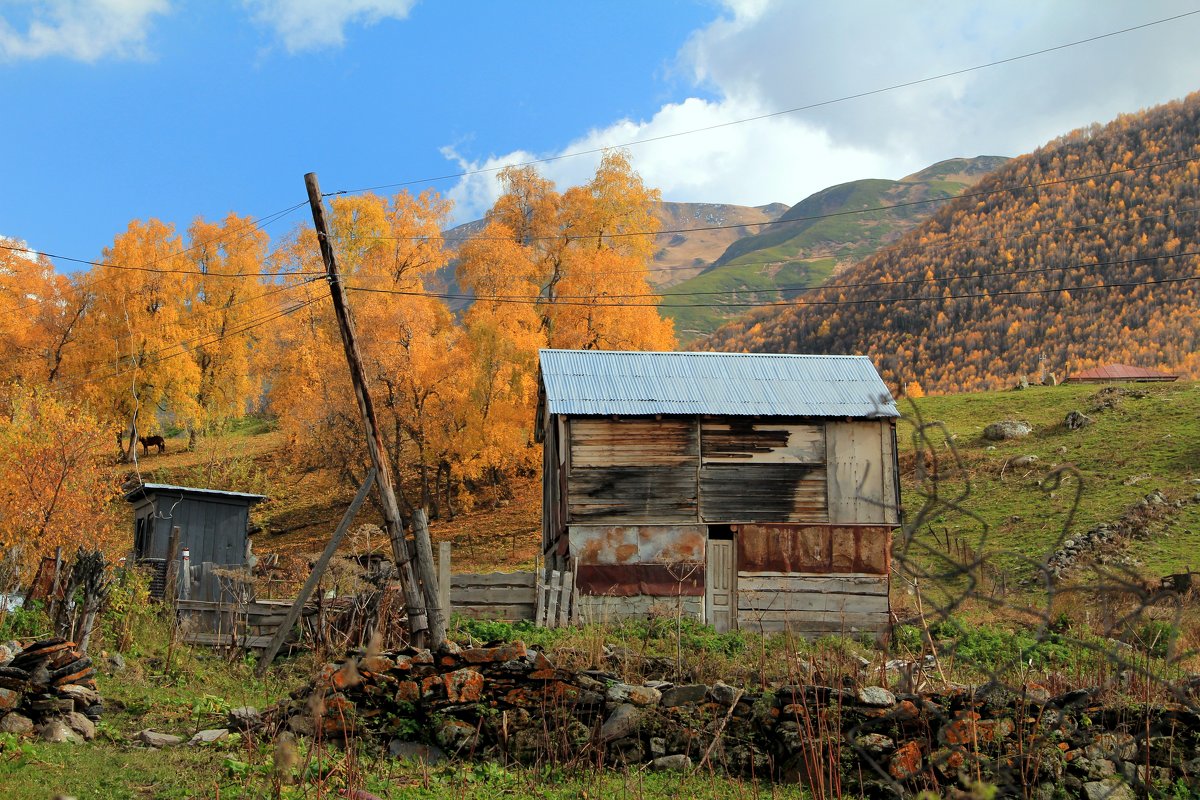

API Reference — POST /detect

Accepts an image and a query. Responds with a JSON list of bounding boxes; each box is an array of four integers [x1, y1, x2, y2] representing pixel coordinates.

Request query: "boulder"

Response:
[[1083, 778, 1135, 800], [660, 684, 709, 707], [983, 420, 1032, 441], [1065, 410, 1093, 430], [650, 754, 693, 772], [600, 703, 643, 741], [227, 706, 263, 732], [0, 712, 34, 735], [605, 683, 662, 707], [64, 711, 95, 740], [1010, 455, 1040, 468], [856, 686, 896, 707], [388, 739, 447, 764], [138, 729, 184, 748], [188, 728, 230, 745], [39, 719, 82, 744]]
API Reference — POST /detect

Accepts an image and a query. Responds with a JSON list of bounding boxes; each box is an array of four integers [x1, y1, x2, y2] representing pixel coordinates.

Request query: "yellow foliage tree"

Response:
[[0, 385, 122, 575]]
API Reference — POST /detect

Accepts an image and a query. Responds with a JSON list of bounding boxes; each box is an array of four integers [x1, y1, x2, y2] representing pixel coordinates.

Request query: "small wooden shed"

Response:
[[536, 349, 900, 637], [125, 482, 265, 599]]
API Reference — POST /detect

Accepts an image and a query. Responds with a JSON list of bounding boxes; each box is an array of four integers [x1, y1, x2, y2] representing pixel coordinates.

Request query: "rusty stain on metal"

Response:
[[739, 524, 891, 575]]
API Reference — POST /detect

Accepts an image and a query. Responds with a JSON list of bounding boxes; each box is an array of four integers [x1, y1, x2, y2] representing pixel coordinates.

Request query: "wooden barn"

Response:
[[536, 349, 900, 637], [125, 483, 265, 600]]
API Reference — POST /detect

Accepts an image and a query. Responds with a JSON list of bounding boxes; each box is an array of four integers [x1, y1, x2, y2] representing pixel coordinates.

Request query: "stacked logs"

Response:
[[0, 638, 102, 741]]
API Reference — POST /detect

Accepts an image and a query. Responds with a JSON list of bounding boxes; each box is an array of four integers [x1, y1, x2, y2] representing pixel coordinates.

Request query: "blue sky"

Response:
[[4, 1, 1200, 267]]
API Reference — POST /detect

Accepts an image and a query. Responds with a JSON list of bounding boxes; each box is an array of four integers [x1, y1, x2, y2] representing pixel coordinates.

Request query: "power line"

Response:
[[326, 8, 1200, 198], [0, 200, 316, 322], [360, 153, 1200, 245], [344, 251, 1200, 309], [58, 294, 326, 393], [0, 200, 313, 278], [62, 277, 323, 380]]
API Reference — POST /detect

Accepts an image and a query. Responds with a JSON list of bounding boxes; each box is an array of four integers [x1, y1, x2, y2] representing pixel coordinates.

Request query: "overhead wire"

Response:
[[324, 8, 1200, 198], [344, 247, 1200, 309], [57, 291, 327, 393], [358, 153, 1200, 244]]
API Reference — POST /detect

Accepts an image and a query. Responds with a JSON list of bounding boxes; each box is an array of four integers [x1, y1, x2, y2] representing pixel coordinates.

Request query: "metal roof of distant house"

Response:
[[123, 482, 267, 504], [1067, 364, 1180, 383], [538, 349, 898, 418]]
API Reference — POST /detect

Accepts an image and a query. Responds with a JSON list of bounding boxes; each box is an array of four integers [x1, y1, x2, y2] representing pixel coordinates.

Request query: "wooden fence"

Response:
[[439, 542, 577, 628], [175, 598, 301, 650]]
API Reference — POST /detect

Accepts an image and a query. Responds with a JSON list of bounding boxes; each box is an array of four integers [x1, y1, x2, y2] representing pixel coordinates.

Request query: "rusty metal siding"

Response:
[[571, 524, 707, 598], [699, 464, 828, 523], [737, 524, 891, 575]]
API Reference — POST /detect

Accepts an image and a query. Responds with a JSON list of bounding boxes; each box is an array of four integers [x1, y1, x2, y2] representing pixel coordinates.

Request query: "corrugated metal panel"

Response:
[[1068, 363, 1180, 382], [539, 349, 898, 418], [124, 482, 267, 503]]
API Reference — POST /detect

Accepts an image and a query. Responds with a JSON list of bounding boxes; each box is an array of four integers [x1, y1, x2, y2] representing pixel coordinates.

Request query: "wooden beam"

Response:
[[254, 468, 375, 675]]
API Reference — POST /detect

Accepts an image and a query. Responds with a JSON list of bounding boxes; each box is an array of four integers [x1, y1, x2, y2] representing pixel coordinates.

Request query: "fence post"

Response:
[[438, 541, 451, 623]]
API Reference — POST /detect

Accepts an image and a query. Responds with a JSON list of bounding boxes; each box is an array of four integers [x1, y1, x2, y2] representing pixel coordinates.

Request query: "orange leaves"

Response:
[[0, 386, 122, 574]]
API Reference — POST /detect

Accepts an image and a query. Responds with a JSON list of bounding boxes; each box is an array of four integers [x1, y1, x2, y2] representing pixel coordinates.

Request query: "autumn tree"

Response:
[[0, 385, 122, 575], [69, 219, 200, 461], [185, 213, 273, 445], [267, 190, 466, 513], [0, 241, 89, 387]]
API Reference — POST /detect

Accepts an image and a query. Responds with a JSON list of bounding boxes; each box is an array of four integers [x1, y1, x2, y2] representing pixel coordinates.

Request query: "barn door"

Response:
[[706, 539, 736, 632]]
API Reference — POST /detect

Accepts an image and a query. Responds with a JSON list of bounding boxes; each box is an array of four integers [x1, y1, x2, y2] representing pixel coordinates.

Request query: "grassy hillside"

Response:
[[664, 157, 1006, 340], [899, 381, 1200, 602]]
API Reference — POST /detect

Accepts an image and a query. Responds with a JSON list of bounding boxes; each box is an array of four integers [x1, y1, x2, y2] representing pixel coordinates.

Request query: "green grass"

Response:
[[900, 381, 1200, 582]]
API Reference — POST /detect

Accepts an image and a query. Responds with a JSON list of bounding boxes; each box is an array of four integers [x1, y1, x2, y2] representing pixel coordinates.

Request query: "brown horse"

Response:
[[138, 435, 166, 455]]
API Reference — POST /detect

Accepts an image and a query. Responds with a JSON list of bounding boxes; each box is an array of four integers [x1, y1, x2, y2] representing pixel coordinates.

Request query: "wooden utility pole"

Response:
[[304, 172, 446, 649]]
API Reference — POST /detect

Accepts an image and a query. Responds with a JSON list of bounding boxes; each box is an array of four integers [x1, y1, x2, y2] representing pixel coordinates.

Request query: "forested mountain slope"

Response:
[[664, 156, 1005, 340], [707, 93, 1200, 393]]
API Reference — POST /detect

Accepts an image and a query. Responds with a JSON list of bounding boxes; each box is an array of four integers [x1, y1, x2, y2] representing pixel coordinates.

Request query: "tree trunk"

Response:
[[124, 412, 139, 463]]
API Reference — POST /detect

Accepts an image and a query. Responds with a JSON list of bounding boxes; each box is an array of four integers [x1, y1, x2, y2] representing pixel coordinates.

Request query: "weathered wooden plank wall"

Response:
[[449, 571, 537, 621], [826, 421, 899, 525]]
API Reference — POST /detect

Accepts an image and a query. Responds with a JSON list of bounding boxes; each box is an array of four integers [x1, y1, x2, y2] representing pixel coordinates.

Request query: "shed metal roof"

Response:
[[124, 482, 267, 504], [1068, 364, 1179, 382], [538, 349, 898, 418]]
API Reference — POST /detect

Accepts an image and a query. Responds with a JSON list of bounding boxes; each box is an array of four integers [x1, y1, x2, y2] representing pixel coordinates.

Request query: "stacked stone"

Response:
[[0, 637, 102, 743], [270, 643, 1200, 798]]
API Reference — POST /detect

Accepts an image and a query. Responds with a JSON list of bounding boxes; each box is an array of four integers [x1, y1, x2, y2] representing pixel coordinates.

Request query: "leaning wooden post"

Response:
[[255, 469, 376, 675], [438, 541, 451, 623], [305, 172, 444, 649], [411, 509, 443, 634], [162, 526, 182, 603]]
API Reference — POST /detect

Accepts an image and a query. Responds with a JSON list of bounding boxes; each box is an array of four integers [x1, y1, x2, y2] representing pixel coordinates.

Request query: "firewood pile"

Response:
[[0, 638, 102, 742]]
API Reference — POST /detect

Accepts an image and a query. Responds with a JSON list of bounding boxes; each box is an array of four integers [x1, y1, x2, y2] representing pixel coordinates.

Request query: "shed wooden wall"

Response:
[[736, 523, 890, 636], [560, 416, 898, 528]]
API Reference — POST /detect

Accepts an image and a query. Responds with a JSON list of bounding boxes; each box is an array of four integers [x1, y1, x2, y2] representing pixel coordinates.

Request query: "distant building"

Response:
[[1067, 364, 1180, 383], [536, 349, 899, 637]]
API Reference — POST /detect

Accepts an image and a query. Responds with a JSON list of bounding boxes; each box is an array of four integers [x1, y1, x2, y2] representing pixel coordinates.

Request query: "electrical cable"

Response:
[[325, 8, 1200, 198]]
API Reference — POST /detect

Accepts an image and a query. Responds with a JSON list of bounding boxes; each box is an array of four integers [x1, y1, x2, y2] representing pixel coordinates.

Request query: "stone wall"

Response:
[[270, 642, 1200, 799]]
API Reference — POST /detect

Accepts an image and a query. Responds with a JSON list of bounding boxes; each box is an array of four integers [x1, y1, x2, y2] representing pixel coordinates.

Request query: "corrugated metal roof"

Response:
[[124, 482, 267, 504], [1068, 364, 1180, 382], [539, 349, 898, 418]]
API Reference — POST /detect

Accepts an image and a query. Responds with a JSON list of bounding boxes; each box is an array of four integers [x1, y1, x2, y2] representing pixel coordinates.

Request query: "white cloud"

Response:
[[444, 0, 1200, 221], [245, 0, 415, 53], [0, 0, 168, 62]]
